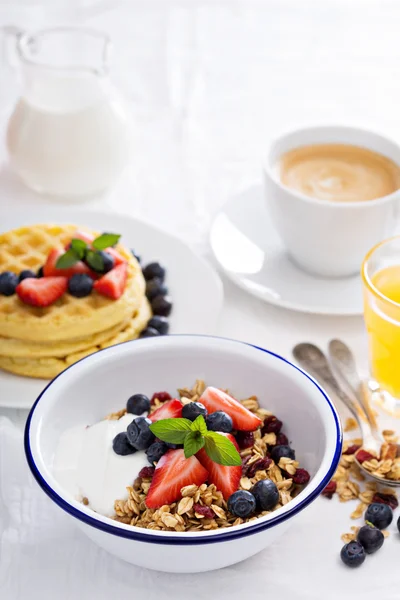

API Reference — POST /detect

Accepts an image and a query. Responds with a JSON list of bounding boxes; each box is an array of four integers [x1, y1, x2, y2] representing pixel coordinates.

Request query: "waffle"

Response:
[[0, 224, 146, 342], [0, 297, 152, 379]]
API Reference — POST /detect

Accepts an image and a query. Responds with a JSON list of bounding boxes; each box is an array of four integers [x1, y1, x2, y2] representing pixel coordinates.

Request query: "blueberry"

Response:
[[357, 524, 384, 554], [112, 432, 137, 456], [182, 402, 208, 422], [146, 278, 168, 300], [270, 445, 296, 463], [0, 271, 18, 296], [19, 269, 36, 282], [251, 479, 279, 511], [97, 251, 115, 273], [37, 266, 44, 278], [397, 515, 400, 533], [165, 442, 182, 449], [365, 502, 393, 529], [340, 541, 365, 568], [140, 327, 161, 338], [126, 393, 150, 415], [227, 490, 256, 518], [151, 295, 173, 317], [147, 316, 169, 335], [131, 249, 141, 264], [143, 262, 166, 282], [206, 411, 233, 433], [68, 273, 93, 298], [146, 441, 168, 464], [126, 416, 155, 450]]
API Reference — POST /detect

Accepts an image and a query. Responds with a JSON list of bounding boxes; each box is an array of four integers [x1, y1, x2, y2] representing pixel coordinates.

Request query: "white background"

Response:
[[1, 1, 400, 598]]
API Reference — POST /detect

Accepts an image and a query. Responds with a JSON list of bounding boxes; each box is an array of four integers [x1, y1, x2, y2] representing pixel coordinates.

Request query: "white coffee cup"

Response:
[[263, 125, 400, 278]]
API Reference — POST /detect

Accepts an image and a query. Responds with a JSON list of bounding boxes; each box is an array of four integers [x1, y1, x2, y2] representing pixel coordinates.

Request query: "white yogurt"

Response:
[[53, 414, 148, 516]]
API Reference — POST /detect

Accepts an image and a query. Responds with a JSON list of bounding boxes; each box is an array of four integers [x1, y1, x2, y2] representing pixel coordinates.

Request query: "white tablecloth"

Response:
[[1, 1, 400, 598]]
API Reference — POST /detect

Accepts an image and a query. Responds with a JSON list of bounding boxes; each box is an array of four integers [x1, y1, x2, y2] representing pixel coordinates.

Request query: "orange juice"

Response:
[[363, 265, 400, 398]]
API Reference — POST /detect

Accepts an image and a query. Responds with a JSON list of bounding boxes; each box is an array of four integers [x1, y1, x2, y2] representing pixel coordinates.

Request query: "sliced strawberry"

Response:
[[200, 387, 262, 431], [16, 276, 68, 307], [103, 247, 126, 266], [149, 399, 183, 422], [196, 433, 242, 500], [93, 262, 127, 299], [43, 248, 94, 279], [64, 230, 95, 249], [145, 449, 208, 509]]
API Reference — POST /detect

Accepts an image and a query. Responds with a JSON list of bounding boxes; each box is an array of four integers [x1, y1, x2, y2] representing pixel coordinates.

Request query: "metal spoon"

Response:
[[293, 342, 400, 487]]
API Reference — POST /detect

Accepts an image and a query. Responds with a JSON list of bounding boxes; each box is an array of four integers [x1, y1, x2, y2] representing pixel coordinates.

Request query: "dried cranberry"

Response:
[[293, 468, 311, 485], [138, 466, 155, 478], [236, 431, 254, 449], [372, 492, 399, 510], [247, 457, 272, 478], [193, 503, 215, 519], [321, 480, 336, 498], [343, 444, 361, 455], [150, 391, 172, 405], [276, 432, 289, 446], [262, 415, 283, 435], [241, 455, 252, 476], [356, 449, 376, 464]]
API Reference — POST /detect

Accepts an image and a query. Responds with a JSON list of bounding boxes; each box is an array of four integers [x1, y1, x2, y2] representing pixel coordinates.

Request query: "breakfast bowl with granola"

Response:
[[25, 335, 342, 573]]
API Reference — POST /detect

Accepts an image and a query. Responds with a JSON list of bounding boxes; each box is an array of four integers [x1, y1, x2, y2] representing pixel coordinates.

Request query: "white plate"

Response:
[[210, 185, 363, 316], [0, 208, 223, 409]]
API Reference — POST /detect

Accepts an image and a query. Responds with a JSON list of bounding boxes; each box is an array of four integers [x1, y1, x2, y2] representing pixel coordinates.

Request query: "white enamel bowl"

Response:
[[25, 335, 342, 573]]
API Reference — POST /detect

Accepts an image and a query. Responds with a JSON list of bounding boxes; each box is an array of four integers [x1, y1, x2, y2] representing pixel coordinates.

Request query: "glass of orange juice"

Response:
[[362, 236, 400, 403]]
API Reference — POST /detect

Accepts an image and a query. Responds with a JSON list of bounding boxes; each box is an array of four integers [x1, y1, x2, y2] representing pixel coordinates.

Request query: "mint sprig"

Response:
[[55, 232, 121, 271], [149, 414, 241, 466]]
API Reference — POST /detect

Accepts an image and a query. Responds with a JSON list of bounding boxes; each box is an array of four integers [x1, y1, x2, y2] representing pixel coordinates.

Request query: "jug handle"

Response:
[[0, 25, 25, 68]]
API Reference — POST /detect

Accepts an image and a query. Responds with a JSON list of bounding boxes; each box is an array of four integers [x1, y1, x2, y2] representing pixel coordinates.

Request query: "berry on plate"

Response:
[[18, 269, 36, 282], [94, 262, 127, 299], [0, 271, 19, 296], [43, 248, 93, 278], [199, 387, 262, 431], [68, 273, 93, 298], [145, 449, 208, 509], [126, 394, 150, 415], [182, 402, 208, 422], [251, 479, 279, 511], [143, 262, 166, 282], [112, 432, 137, 456], [151, 295, 173, 317], [206, 411, 233, 433], [364, 502, 393, 529], [357, 524, 384, 554], [126, 416, 155, 450], [130, 249, 141, 264], [196, 433, 242, 500], [146, 278, 168, 300], [340, 541, 365, 568], [16, 276, 68, 307], [149, 399, 183, 422], [147, 315, 169, 335], [140, 327, 161, 338], [227, 490, 256, 518]]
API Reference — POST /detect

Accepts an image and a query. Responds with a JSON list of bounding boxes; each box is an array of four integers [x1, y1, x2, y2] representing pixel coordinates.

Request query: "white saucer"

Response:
[[210, 185, 363, 316], [0, 208, 223, 409]]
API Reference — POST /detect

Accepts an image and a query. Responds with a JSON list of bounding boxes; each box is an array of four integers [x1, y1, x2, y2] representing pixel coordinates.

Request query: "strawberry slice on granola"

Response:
[[149, 399, 183, 422], [200, 387, 262, 431], [145, 449, 208, 509], [196, 433, 242, 500]]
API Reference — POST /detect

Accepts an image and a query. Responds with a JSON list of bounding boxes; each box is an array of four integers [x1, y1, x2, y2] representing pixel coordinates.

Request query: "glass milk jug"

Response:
[[6, 27, 133, 198]]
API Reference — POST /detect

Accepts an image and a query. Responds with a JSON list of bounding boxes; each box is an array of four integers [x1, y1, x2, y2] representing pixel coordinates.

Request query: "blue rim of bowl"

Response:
[[24, 335, 342, 546]]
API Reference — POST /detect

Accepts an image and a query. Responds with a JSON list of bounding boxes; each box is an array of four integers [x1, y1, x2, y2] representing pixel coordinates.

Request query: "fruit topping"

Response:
[[227, 490, 256, 518], [199, 387, 262, 432], [44, 248, 93, 278], [151, 295, 173, 317], [364, 502, 393, 529], [143, 262, 166, 282], [149, 399, 183, 422], [138, 466, 155, 478], [355, 449, 376, 464], [371, 492, 398, 510], [321, 480, 336, 498], [139, 327, 161, 338], [262, 415, 283, 435], [126, 394, 150, 415], [340, 541, 365, 568], [101, 246, 126, 266], [276, 432, 289, 446], [342, 444, 361, 456], [182, 402, 208, 422], [68, 273, 93, 298], [147, 316, 169, 335], [293, 468, 311, 485], [36, 266, 44, 278], [66, 230, 95, 247], [206, 411, 233, 433], [245, 457, 272, 478], [270, 445, 296, 463], [18, 269, 36, 282], [94, 262, 127, 299], [357, 524, 384, 554], [16, 276, 68, 307], [146, 441, 169, 464], [126, 416, 155, 450], [112, 432, 137, 456], [251, 479, 279, 511], [0, 271, 19, 296], [193, 504, 215, 519], [196, 433, 242, 500], [146, 278, 168, 300], [89, 250, 114, 273], [145, 449, 208, 509], [150, 391, 171, 404]]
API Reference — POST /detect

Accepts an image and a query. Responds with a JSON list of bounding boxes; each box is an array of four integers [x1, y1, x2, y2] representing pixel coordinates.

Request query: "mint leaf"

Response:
[[149, 418, 193, 444], [85, 250, 104, 272], [92, 233, 121, 251], [191, 414, 207, 436], [55, 249, 80, 269], [70, 238, 88, 259], [204, 432, 241, 466], [184, 431, 205, 458]]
